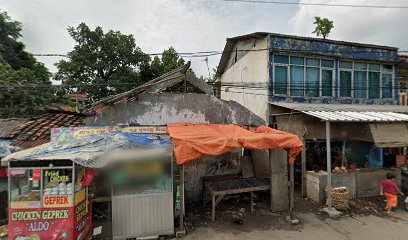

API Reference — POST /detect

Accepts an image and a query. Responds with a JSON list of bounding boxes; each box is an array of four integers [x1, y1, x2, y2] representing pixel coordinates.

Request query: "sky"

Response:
[[1, 0, 408, 80]]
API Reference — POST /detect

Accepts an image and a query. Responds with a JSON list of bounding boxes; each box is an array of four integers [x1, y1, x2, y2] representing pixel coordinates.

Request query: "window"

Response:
[[339, 61, 352, 97], [382, 65, 393, 98], [290, 57, 304, 96], [273, 55, 334, 97], [368, 64, 380, 99], [354, 63, 367, 98], [322, 60, 334, 97], [273, 55, 394, 99], [10, 169, 42, 209], [305, 59, 320, 97], [275, 65, 288, 95]]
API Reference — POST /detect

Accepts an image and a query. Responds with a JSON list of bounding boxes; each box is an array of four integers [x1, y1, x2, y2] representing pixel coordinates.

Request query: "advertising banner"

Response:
[[8, 208, 74, 240]]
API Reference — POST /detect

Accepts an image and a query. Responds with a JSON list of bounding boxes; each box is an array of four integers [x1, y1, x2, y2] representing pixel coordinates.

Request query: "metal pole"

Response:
[[326, 121, 332, 209], [179, 164, 185, 231], [301, 136, 306, 198], [341, 141, 346, 167]]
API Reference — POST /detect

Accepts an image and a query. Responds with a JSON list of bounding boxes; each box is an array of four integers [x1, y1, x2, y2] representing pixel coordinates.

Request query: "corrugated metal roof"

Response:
[[270, 102, 408, 113], [303, 111, 408, 122]]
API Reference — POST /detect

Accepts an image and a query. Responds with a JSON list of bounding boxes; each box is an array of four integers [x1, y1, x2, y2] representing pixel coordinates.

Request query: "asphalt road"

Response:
[[184, 211, 408, 240]]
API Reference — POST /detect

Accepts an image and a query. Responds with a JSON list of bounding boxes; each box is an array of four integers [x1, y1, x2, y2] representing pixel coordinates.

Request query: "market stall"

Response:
[[2, 126, 175, 240], [7, 159, 92, 240]]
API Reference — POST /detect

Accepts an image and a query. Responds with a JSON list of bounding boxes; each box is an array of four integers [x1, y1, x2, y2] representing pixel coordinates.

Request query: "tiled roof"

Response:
[[6, 111, 86, 149], [0, 119, 24, 138]]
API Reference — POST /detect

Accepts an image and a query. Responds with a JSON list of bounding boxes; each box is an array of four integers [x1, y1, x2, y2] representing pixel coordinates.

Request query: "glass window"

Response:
[[305, 67, 320, 97], [368, 72, 380, 99], [290, 66, 304, 96], [354, 71, 367, 98], [290, 56, 304, 65], [10, 169, 41, 209], [354, 63, 367, 70], [274, 55, 289, 64], [306, 58, 319, 67], [383, 65, 393, 73], [275, 66, 288, 95], [339, 61, 353, 69], [340, 71, 352, 97], [382, 74, 393, 98], [321, 60, 334, 68], [322, 69, 333, 97], [369, 64, 380, 71]]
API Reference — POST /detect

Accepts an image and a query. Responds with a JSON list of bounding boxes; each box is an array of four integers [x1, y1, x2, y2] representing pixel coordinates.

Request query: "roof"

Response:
[[216, 32, 398, 77], [5, 111, 86, 149], [0, 118, 23, 138], [303, 111, 408, 122], [270, 102, 408, 122], [93, 61, 213, 109]]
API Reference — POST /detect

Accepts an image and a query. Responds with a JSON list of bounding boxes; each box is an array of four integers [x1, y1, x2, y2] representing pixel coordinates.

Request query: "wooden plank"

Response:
[[241, 155, 255, 178]]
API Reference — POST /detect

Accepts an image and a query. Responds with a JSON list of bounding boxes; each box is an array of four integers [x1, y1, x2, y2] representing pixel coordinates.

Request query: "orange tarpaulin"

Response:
[[167, 123, 304, 165]]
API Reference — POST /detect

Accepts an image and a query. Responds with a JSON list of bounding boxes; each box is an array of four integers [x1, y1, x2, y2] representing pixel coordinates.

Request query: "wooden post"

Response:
[[301, 136, 306, 198], [289, 163, 295, 219], [179, 164, 185, 231]]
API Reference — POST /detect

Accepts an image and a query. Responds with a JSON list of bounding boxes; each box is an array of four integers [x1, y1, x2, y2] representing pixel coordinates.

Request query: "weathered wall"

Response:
[[220, 36, 270, 122], [86, 93, 265, 126], [270, 35, 398, 62], [85, 92, 265, 202]]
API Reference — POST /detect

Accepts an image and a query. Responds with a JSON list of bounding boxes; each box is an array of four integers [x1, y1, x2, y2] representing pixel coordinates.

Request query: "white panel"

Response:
[[112, 193, 174, 239]]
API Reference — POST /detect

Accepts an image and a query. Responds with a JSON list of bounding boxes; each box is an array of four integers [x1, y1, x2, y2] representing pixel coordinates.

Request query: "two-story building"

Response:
[[217, 32, 408, 202]]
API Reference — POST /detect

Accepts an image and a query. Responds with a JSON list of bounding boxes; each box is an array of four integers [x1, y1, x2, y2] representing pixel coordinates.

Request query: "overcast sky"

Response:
[[1, 0, 407, 80]]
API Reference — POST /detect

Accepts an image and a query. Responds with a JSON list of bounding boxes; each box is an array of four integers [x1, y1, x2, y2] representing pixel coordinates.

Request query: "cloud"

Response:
[[290, 0, 408, 49], [0, 0, 407, 80]]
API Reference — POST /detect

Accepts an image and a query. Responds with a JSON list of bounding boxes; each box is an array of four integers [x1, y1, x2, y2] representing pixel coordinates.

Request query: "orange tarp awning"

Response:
[[167, 124, 304, 165]]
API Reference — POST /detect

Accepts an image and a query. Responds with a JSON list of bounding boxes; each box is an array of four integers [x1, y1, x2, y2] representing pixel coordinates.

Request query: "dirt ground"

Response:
[[183, 192, 408, 240]]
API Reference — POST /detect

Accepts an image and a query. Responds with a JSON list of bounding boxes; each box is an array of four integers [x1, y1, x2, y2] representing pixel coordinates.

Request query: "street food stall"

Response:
[[2, 126, 174, 240], [7, 159, 92, 240]]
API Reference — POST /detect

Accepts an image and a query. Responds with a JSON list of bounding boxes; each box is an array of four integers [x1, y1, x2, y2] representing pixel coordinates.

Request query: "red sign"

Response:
[[32, 169, 41, 180], [74, 200, 92, 240], [9, 208, 74, 240]]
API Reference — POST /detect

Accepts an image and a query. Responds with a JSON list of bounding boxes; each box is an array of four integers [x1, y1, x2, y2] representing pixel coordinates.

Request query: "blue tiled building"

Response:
[[217, 32, 401, 122]]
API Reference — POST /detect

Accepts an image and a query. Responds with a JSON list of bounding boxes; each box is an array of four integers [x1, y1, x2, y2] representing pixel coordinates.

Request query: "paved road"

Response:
[[184, 212, 408, 240]]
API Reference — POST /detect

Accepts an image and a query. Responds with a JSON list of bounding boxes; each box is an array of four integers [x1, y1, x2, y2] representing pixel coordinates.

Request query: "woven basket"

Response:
[[325, 187, 350, 211]]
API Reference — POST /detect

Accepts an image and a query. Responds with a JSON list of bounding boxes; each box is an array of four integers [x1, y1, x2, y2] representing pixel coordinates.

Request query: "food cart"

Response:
[[7, 158, 92, 240]]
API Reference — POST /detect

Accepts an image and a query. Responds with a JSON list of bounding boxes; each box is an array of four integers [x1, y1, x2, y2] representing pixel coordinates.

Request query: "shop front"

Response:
[[271, 102, 408, 209]]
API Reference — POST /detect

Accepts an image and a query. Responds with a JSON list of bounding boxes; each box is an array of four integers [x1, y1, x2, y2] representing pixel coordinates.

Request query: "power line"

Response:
[[221, 0, 408, 9]]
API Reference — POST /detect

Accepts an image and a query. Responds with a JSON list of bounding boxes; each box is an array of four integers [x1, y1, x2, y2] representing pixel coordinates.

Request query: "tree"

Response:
[[55, 23, 151, 101], [0, 11, 62, 118], [144, 47, 188, 80], [312, 16, 334, 39]]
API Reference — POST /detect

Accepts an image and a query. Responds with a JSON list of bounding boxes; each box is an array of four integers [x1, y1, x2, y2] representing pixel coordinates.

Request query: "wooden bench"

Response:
[[202, 175, 270, 221]]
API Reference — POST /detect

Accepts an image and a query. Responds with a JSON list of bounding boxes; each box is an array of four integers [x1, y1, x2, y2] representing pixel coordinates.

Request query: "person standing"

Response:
[[380, 173, 404, 214]]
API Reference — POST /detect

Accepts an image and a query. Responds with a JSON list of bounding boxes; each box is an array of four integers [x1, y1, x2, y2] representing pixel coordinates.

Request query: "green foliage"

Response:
[[312, 16, 334, 39], [0, 11, 64, 118], [55, 23, 151, 101], [141, 46, 188, 80], [56, 23, 190, 102]]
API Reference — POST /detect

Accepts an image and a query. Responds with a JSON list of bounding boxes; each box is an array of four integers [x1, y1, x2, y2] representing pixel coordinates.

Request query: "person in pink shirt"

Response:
[[380, 173, 404, 214]]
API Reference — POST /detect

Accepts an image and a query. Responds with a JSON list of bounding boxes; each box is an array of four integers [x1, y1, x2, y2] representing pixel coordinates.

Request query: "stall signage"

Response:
[[44, 170, 70, 182], [74, 199, 92, 240], [122, 126, 167, 134], [43, 195, 73, 208], [32, 169, 41, 180], [9, 208, 74, 240]]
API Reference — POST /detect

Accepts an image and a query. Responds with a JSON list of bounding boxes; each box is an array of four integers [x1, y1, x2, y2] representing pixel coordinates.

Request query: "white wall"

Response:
[[220, 37, 270, 122]]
